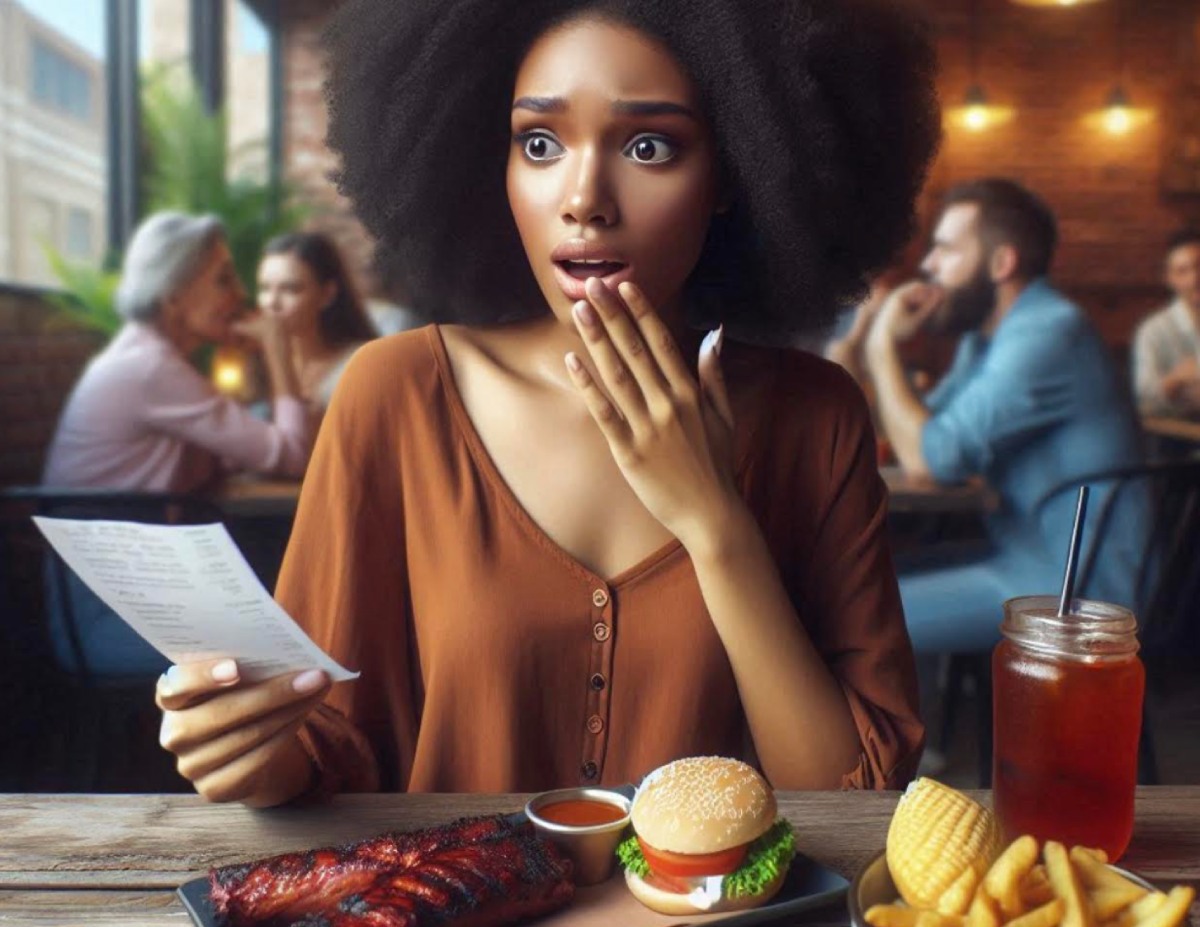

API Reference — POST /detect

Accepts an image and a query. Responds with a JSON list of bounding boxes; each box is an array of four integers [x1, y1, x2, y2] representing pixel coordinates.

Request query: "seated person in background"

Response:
[[862, 178, 1146, 654], [1131, 229, 1200, 418], [256, 232, 378, 410], [44, 211, 313, 491], [41, 211, 313, 677]]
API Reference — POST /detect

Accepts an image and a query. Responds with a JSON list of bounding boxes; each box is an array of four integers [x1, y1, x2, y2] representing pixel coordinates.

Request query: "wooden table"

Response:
[[209, 477, 302, 518], [211, 472, 995, 521], [881, 466, 998, 515], [1, 789, 1196, 926], [1142, 416, 1200, 445]]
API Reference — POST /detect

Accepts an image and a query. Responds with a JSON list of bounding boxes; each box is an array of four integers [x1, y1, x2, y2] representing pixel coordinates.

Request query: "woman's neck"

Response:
[[289, 323, 337, 367]]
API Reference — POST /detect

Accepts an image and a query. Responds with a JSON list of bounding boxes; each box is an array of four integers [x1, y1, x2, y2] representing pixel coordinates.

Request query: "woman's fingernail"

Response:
[[715, 324, 724, 356], [211, 659, 238, 683], [293, 669, 327, 693], [701, 329, 716, 356], [159, 714, 173, 748], [566, 352, 582, 373], [574, 301, 598, 328], [165, 665, 183, 692]]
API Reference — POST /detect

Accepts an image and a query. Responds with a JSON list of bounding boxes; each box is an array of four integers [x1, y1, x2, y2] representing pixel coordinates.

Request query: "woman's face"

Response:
[[164, 240, 246, 347], [507, 17, 725, 328], [257, 252, 335, 334]]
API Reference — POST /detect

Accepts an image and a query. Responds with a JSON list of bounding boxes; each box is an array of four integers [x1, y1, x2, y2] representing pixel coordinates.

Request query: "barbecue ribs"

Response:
[[208, 815, 575, 927]]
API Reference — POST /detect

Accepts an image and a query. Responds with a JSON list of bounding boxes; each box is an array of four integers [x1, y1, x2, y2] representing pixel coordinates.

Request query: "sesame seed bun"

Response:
[[631, 756, 776, 854]]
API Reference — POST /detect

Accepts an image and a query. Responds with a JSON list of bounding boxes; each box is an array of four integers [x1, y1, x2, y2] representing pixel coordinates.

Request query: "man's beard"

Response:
[[931, 264, 996, 336]]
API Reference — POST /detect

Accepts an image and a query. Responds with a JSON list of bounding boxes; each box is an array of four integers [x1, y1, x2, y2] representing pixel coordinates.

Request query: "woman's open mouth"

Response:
[[552, 259, 633, 300]]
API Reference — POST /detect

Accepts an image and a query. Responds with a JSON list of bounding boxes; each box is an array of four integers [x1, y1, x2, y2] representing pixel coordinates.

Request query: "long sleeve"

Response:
[[274, 341, 416, 797], [140, 347, 312, 478], [921, 313, 1077, 483], [773, 360, 924, 790], [1131, 311, 1175, 414]]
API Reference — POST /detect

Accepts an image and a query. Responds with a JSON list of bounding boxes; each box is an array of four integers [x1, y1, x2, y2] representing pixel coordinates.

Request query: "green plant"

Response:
[[141, 66, 308, 292], [46, 66, 308, 337], [41, 246, 123, 336]]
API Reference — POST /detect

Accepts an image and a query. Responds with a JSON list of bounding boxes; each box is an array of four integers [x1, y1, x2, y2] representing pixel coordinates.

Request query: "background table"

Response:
[[1142, 416, 1200, 445], [213, 471, 998, 520], [210, 477, 302, 519], [881, 465, 998, 515], [1, 789, 1196, 926]]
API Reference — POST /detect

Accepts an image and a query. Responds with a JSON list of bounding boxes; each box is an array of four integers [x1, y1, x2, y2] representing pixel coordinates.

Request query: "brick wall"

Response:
[[275, 1, 1200, 347], [924, 0, 1200, 348], [0, 285, 105, 488], [277, 0, 384, 297]]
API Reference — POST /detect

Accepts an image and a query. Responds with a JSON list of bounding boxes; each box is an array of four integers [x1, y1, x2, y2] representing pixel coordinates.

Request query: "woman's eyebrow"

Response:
[[511, 96, 698, 120]]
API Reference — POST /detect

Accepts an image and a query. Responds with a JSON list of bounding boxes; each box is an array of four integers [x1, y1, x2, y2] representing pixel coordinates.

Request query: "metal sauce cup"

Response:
[[525, 787, 633, 886]]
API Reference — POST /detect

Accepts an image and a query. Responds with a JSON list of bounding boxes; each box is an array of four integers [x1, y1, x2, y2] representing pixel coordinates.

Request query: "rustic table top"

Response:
[[1, 788, 1196, 926]]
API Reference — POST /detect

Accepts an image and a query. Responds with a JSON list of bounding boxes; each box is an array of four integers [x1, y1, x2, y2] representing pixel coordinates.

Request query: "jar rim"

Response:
[[1001, 595, 1140, 660]]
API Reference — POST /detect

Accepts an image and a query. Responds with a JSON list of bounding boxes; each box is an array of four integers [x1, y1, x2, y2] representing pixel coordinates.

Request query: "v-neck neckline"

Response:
[[427, 324, 687, 588]]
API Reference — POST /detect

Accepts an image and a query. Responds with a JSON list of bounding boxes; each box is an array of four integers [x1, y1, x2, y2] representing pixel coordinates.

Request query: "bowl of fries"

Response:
[[849, 837, 1195, 927]]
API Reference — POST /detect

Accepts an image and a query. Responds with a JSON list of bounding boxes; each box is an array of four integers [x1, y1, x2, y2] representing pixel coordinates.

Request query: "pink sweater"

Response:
[[42, 323, 312, 491]]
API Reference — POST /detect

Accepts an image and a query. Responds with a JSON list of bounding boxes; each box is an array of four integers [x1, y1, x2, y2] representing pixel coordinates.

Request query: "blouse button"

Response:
[[590, 673, 606, 691], [587, 715, 605, 735], [592, 588, 609, 608], [592, 622, 610, 642], [581, 761, 599, 780]]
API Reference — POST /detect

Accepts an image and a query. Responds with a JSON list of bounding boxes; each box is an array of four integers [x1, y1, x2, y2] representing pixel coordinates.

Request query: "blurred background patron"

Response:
[[42, 212, 313, 492], [1132, 229, 1200, 418], [255, 232, 376, 411], [858, 179, 1147, 654]]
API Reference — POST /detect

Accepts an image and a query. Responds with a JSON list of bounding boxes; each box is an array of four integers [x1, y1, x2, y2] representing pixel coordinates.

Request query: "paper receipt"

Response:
[[33, 517, 359, 683]]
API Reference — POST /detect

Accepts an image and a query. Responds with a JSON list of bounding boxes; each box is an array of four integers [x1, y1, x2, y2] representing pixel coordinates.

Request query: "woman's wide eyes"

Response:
[[515, 131, 677, 164]]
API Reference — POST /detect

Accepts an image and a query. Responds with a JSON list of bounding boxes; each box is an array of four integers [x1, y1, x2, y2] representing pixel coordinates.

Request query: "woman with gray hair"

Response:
[[43, 211, 312, 491]]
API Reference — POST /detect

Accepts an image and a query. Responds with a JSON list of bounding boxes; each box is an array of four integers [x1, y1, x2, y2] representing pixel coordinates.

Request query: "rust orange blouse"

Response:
[[278, 325, 922, 796]]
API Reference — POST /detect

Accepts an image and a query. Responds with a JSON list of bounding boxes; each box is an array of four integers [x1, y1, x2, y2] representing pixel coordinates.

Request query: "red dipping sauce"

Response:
[[536, 799, 628, 827]]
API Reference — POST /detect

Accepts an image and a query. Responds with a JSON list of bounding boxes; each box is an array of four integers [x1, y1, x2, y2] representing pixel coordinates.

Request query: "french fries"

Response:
[[866, 835, 1195, 927]]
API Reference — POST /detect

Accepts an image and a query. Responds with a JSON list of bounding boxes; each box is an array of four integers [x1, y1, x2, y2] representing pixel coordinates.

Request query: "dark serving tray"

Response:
[[177, 785, 849, 927]]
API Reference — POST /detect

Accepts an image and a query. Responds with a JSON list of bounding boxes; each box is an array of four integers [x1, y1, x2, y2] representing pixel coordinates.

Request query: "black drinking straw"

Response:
[[1057, 486, 1090, 618]]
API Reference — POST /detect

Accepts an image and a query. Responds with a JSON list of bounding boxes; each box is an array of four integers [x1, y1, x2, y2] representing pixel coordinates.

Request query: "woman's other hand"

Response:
[[156, 658, 329, 806]]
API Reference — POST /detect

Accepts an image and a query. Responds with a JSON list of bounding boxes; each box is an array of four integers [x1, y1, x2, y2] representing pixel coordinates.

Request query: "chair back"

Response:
[[1033, 457, 1200, 656], [1, 486, 224, 687]]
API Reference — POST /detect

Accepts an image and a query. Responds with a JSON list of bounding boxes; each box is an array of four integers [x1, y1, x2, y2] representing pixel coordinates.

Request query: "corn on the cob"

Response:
[[887, 778, 1003, 916]]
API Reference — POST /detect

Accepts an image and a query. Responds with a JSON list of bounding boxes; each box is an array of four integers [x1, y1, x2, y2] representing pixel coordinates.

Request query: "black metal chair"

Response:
[[934, 456, 1200, 786], [0, 486, 224, 792], [1026, 457, 1200, 784]]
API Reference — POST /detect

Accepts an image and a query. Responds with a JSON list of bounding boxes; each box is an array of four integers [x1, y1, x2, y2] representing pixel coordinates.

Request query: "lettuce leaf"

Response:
[[723, 819, 795, 898], [613, 819, 795, 898], [616, 831, 650, 877]]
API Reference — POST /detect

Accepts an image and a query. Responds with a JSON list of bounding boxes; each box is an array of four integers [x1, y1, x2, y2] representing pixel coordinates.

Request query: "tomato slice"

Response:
[[637, 837, 749, 879]]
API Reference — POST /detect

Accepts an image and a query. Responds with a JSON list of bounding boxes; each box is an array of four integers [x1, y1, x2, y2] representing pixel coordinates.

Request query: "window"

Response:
[[226, 1, 271, 183], [66, 207, 94, 259], [31, 37, 93, 122], [2, 2, 108, 287]]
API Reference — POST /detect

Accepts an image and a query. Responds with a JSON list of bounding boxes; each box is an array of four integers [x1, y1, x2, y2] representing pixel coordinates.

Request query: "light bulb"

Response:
[[965, 106, 990, 131], [214, 359, 245, 393], [1104, 106, 1131, 134]]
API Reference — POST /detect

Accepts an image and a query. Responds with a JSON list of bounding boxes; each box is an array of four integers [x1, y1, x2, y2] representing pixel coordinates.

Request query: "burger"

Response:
[[615, 756, 796, 915]]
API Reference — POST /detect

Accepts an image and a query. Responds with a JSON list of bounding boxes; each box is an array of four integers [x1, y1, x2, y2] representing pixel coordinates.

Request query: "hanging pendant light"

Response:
[[1103, 85, 1132, 135], [1009, 0, 1108, 7], [950, 0, 1014, 132], [963, 83, 992, 132]]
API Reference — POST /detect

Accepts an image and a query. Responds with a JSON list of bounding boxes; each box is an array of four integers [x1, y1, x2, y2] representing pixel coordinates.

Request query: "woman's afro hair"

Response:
[[323, 0, 941, 342]]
